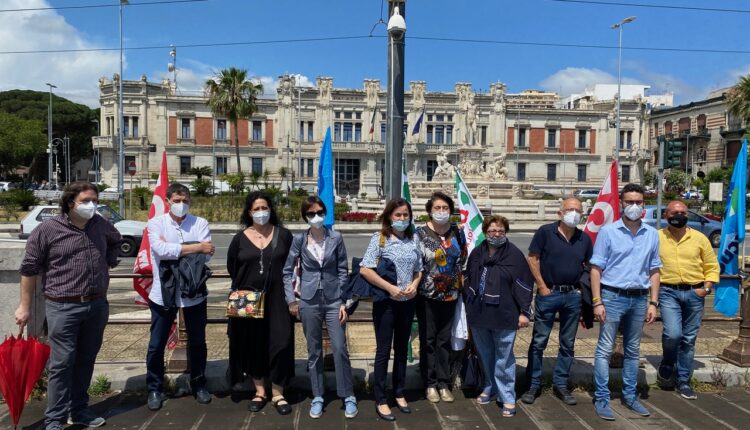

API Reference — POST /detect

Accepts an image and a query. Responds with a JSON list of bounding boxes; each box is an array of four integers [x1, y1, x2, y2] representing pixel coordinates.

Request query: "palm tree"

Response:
[[204, 68, 263, 173], [727, 74, 750, 131], [188, 166, 212, 180]]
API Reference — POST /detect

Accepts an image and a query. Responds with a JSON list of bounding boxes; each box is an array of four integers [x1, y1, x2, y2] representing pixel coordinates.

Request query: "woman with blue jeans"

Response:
[[360, 198, 423, 422], [464, 215, 533, 418], [283, 196, 357, 419]]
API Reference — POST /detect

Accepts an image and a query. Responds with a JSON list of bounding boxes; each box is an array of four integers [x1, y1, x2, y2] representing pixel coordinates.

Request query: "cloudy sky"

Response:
[[1, 0, 748, 107]]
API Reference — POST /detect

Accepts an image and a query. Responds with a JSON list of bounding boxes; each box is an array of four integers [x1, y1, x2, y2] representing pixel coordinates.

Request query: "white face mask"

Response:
[[74, 201, 97, 220], [562, 211, 581, 228], [307, 214, 325, 229], [431, 211, 450, 225], [252, 210, 271, 226], [623, 204, 644, 221], [169, 202, 189, 218]]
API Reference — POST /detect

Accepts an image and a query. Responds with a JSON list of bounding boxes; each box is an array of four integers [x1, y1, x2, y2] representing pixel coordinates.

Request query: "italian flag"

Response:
[[455, 169, 485, 254]]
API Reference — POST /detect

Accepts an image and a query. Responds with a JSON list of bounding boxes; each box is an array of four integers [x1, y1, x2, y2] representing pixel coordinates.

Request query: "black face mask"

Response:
[[667, 213, 688, 228]]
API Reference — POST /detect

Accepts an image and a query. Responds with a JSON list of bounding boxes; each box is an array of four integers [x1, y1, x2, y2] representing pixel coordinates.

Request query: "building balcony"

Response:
[[92, 135, 115, 149], [515, 146, 528, 152], [575, 147, 590, 153], [332, 141, 368, 151], [544, 147, 559, 153], [424, 144, 458, 152], [214, 139, 229, 146], [250, 139, 266, 147], [177, 137, 195, 145]]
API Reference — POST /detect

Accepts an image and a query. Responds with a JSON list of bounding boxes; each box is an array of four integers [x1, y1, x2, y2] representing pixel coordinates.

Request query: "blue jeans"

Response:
[[593, 288, 647, 404], [471, 326, 517, 405], [659, 286, 705, 386], [526, 290, 581, 389]]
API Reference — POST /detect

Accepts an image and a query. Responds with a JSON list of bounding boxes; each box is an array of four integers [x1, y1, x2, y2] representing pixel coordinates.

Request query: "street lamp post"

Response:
[[611, 15, 636, 170], [45, 83, 56, 184], [118, 0, 128, 217], [295, 84, 308, 191], [385, 3, 406, 200]]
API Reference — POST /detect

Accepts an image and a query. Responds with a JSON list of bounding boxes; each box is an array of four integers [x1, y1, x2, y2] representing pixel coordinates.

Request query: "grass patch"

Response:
[[88, 375, 112, 396]]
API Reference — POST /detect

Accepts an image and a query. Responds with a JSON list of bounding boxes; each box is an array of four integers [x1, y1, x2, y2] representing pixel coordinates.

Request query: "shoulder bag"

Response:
[[226, 227, 279, 319]]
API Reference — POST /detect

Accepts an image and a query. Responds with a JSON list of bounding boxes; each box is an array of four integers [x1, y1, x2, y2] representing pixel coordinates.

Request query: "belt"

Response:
[[601, 285, 649, 297], [550, 284, 579, 293], [662, 283, 703, 291], [45, 293, 106, 303]]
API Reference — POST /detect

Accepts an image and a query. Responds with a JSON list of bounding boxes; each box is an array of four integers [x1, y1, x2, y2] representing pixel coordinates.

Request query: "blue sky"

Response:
[[1, 0, 749, 106]]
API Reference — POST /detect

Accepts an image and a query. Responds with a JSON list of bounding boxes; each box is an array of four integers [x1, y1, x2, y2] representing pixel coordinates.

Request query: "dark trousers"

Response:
[[373, 298, 416, 405], [45, 299, 109, 427], [146, 300, 208, 393], [416, 296, 456, 389]]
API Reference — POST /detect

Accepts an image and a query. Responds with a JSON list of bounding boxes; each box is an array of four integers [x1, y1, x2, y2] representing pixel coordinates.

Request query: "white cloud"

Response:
[[539, 67, 642, 97], [0, 0, 119, 107]]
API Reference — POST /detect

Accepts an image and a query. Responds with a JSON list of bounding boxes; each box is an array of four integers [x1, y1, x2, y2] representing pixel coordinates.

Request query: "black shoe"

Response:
[[376, 405, 396, 421], [272, 396, 293, 415], [248, 395, 267, 412], [521, 386, 541, 404], [195, 388, 212, 404], [553, 386, 577, 405], [395, 399, 411, 414], [147, 391, 165, 411]]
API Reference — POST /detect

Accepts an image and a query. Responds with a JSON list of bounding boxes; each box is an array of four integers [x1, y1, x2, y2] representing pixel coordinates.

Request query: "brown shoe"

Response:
[[439, 388, 454, 403], [426, 387, 440, 403]]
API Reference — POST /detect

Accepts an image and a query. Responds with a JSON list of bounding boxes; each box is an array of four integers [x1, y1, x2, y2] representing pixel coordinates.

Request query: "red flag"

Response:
[[583, 160, 620, 244], [133, 152, 169, 304]]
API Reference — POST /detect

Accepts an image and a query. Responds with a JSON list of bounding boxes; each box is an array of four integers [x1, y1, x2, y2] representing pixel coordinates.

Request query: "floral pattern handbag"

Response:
[[226, 290, 266, 318]]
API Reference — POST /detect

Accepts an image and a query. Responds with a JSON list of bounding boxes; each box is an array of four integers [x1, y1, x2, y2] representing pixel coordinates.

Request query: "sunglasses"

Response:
[[305, 210, 326, 218]]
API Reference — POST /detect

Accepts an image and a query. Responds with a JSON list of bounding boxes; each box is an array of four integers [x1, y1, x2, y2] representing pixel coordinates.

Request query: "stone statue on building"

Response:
[[365, 79, 380, 109], [279, 75, 294, 107], [466, 95, 478, 146], [432, 148, 455, 180], [484, 153, 508, 180], [412, 159, 423, 178], [491, 82, 507, 113], [317, 76, 333, 107], [410, 81, 426, 109]]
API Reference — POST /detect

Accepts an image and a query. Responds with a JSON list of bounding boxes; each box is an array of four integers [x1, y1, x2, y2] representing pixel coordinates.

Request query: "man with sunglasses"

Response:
[[589, 183, 661, 421]]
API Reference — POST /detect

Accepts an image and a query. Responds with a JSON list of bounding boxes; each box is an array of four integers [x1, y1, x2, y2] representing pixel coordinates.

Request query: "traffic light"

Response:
[[664, 140, 684, 169]]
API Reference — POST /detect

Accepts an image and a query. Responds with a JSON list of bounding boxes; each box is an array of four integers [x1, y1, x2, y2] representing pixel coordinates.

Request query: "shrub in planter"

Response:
[[9, 189, 37, 211]]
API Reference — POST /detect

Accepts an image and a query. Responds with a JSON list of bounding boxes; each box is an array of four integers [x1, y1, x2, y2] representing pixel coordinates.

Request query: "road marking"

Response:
[[560, 403, 596, 430], [293, 404, 301, 430], [676, 394, 739, 430], [239, 412, 253, 430], [713, 393, 750, 415], [639, 398, 693, 428], [517, 402, 545, 429], [189, 412, 205, 430], [137, 410, 160, 430], [429, 402, 452, 429], [471, 401, 498, 430]]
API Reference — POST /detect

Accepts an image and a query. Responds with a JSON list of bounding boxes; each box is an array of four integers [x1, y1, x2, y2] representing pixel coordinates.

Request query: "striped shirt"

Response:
[[20, 214, 122, 299]]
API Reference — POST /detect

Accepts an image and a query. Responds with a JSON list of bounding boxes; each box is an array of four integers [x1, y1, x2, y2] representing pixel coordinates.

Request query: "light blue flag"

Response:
[[715, 137, 747, 317], [317, 127, 335, 228]]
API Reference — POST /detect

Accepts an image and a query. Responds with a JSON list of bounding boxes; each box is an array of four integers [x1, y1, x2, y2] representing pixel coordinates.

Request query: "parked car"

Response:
[[642, 205, 722, 248], [0, 181, 10, 192], [681, 190, 704, 200], [19, 204, 146, 257], [574, 189, 600, 199], [644, 188, 657, 198]]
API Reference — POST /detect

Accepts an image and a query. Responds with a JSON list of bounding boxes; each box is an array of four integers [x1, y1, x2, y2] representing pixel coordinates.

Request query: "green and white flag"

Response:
[[401, 160, 411, 203], [455, 169, 485, 253]]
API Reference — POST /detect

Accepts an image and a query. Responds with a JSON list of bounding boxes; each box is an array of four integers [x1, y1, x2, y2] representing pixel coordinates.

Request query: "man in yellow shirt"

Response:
[[657, 201, 720, 400]]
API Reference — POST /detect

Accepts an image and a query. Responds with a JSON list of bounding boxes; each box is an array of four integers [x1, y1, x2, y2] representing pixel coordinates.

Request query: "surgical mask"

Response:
[[623, 204, 644, 221], [562, 211, 582, 228], [252, 210, 271, 226], [668, 213, 688, 228], [169, 202, 189, 218], [431, 211, 450, 225], [392, 219, 410, 232], [75, 201, 97, 220], [307, 214, 325, 229], [486, 236, 507, 248]]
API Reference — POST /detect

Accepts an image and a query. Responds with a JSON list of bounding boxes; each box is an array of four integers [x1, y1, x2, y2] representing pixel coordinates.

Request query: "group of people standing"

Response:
[[15, 181, 719, 429]]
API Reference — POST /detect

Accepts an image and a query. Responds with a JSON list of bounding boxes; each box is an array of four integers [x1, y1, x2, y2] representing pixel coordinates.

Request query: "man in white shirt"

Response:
[[145, 183, 215, 411]]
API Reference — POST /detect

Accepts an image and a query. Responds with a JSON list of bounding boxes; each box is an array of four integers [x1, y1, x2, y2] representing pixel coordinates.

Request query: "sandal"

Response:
[[272, 395, 292, 416], [502, 404, 516, 418], [477, 392, 493, 405], [248, 395, 267, 412]]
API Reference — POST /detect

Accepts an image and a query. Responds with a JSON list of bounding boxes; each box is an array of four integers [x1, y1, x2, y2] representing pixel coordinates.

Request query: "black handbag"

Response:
[[460, 338, 484, 390]]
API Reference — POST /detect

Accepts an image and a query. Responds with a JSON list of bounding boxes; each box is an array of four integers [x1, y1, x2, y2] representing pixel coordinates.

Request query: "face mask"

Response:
[[486, 236, 507, 248], [169, 202, 189, 218], [562, 211, 582, 228], [431, 211, 450, 225], [623, 204, 644, 221], [307, 214, 325, 229], [75, 201, 97, 220], [392, 219, 410, 232], [667, 213, 688, 228], [252, 210, 271, 226]]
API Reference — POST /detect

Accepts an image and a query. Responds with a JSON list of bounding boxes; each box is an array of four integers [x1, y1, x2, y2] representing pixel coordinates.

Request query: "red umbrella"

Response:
[[0, 334, 50, 429]]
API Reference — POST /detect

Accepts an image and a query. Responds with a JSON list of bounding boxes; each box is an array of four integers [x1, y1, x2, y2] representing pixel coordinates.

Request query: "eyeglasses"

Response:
[[486, 229, 506, 236], [305, 210, 325, 218], [623, 200, 644, 205]]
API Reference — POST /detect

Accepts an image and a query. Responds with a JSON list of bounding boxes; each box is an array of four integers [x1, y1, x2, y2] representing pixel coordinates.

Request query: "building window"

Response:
[[356, 112, 362, 120], [216, 156, 227, 175], [427, 125, 433, 144], [132, 117, 139, 138], [577, 164, 587, 182], [343, 122, 353, 142], [518, 128, 526, 147], [435, 125, 444, 144], [179, 156, 191, 175], [426, 160, 438, 181], [627, 131, 633, 149], [547, 129, 556, 148], [343, 112, 352, 120], [621, 164, 631, 182], [578, 129, 586, 148], [517, 162, 526, 181], [181, 118, 191, 139], [480, 126, 487, 146], [619, 131, 625, 149], [251, 157, 263, 176], [252, 121, 262, 141], [335, 158, 360, 196], [307, 121, 314, 142], [335, 111, 341, 119], [355, 123, 362, 142], [547, 163, 557, 181], [307, 158, 314, 177], [299, 122, 304, 143], [380, 123, 386, 143], [217, 120, 227, 140], [334, 122, 341, 141], [123, 117, 129, 138], [427, 114, 453, 145], [446, 125, 453, 145]]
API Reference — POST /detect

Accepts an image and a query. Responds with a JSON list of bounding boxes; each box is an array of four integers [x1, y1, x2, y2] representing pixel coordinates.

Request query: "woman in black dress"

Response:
[[227, 191, 294, 415]]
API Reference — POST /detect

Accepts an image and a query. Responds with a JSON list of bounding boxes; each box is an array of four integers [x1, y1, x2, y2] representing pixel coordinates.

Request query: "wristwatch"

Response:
[[703, 285, 712, 294], [649, 300, 659, 308]]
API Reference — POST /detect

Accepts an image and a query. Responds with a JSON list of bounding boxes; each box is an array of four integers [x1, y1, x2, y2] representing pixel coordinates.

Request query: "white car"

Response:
[[19, 204, 146, 257], [0, 182, 10, 192]]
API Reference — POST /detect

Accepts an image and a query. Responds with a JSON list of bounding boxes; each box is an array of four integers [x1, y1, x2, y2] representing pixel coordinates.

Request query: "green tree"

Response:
[[249, 171, 261, 190], [727, 74, 750, 130], [665, 169, 688, 192], [278, 167, 288, 190], [0, 112, 47, 176], [188, 166, 212, 180], [204, 68, 263, 173]]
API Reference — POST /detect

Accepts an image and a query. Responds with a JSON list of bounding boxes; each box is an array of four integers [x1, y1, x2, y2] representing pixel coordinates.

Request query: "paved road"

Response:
[[7, 388, 750, 429]]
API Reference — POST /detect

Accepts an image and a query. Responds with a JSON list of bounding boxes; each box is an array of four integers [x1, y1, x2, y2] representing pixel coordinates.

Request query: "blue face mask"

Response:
[[392, 219, 410, 232]]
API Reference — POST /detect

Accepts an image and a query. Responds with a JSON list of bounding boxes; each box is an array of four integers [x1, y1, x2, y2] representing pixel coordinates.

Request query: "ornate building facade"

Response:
[[93, 74, 653, 196]]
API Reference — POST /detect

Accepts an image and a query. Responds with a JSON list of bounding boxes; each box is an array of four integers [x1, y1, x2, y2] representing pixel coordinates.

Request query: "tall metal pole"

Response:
[[46, 83, 56, 184], [656, 138, 664, 227], [611, 16, 635, 176], [118, 0, 127, 217], [385, 3, 406, 200]]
